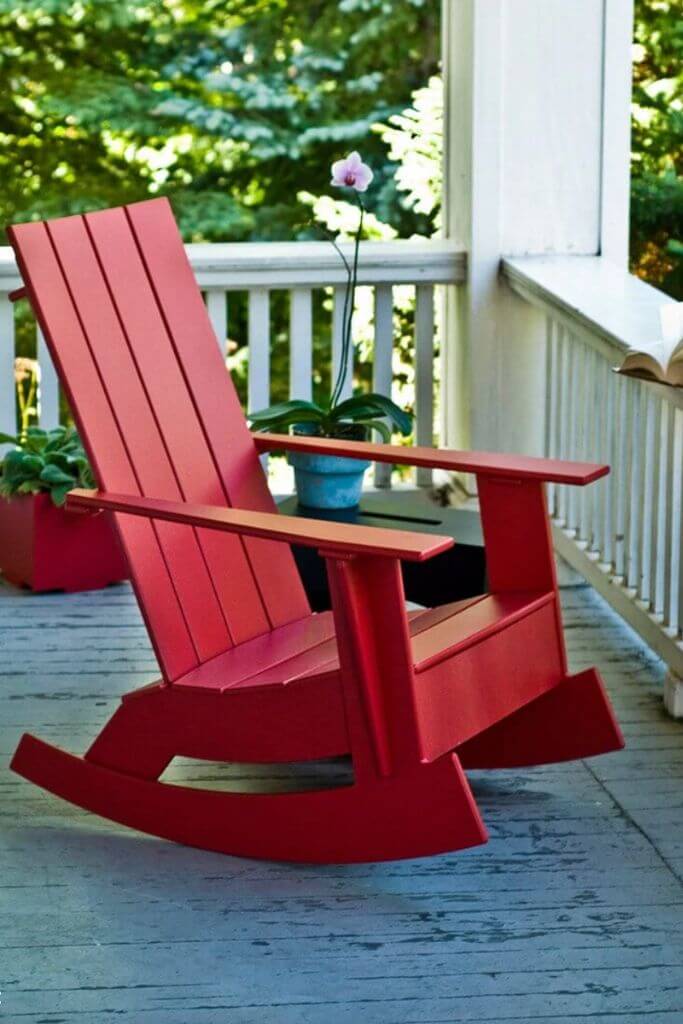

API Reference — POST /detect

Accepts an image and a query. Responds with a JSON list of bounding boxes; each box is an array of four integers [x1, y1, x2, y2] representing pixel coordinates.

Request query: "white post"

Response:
[[442, 0, 634, 457]]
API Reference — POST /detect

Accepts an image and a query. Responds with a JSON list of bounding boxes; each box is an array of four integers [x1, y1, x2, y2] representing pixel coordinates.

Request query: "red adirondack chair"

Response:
[[7, 199, 624, 863]]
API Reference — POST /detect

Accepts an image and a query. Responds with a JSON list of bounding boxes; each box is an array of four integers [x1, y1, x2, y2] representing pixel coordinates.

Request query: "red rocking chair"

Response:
[[7, 199, 624, 863]]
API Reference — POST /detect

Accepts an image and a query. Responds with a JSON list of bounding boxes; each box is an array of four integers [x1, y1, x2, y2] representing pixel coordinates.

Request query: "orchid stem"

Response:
[[330, 193, 363, 409]]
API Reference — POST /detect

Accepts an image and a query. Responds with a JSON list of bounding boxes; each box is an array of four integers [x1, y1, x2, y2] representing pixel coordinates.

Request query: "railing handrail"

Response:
[[0, 239, 466, 291]]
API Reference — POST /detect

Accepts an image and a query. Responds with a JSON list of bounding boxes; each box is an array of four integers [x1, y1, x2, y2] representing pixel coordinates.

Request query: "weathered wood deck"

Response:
[[1, 580, 682, 1023]]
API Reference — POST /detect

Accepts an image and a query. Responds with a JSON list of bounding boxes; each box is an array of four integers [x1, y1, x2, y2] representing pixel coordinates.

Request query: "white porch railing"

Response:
[[0, 240, 465, 487], [504, 256, 683, 682]]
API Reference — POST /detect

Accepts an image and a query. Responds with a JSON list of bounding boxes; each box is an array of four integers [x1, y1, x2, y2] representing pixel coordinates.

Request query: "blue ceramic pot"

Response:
[[288, 430, 370, 510]]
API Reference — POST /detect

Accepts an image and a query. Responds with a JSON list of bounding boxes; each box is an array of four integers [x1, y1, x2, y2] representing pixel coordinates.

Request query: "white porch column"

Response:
[[442, 0, 633, 456]]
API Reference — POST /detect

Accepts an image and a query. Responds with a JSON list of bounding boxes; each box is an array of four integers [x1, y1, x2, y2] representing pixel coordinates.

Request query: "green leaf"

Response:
[[352, 418, 392, 442], [332, 393, 413, 434], [39, 464, 76, 486], [50, 484, 73, 507], [17, 480, 42, 495], [249, 400, 325, 425], [0, 432, 19, 445]]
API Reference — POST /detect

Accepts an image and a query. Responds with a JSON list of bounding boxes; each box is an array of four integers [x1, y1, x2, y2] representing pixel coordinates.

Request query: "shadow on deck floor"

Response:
[[1, 582, 682, 1023]]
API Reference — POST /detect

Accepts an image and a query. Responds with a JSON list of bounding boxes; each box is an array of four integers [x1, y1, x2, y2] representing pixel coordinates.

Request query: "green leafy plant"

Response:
[[249, 151, 414, 443], [249, 392, 412, 442], [0, 427, 95, 507]]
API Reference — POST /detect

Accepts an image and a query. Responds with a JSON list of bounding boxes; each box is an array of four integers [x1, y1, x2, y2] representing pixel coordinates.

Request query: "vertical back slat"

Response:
[[50, 214, 233, 660], [8, 220, 198, 681], [83, 208, 269, 647], [126, 199, 309, 629]]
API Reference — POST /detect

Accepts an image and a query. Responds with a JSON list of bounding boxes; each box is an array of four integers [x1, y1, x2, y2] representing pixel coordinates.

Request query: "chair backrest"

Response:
[[8, 199, 310, 682]]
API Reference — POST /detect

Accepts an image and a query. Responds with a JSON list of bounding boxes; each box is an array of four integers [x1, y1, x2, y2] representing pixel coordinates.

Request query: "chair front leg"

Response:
[[324, 553, 422, 781]]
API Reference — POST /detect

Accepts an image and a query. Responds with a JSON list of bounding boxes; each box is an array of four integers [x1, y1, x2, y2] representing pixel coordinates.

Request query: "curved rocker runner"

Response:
[[7, 199, 624, 863]]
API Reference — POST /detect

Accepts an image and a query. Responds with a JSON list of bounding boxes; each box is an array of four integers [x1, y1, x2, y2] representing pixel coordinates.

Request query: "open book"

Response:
[[616, 302, 683, 386]]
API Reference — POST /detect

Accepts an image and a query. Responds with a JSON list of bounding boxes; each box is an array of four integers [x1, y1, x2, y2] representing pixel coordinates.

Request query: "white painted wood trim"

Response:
[[247, 289, 270, 414], [599, 0, 634, 265], [0, 294, 15, 443], [331, 286, 353, 403], [289, 288, 313, 402], [206, 290, 228, 358], [0, 241, 465, 291], [372, 285, 393, 488], [36, 327, 60, 429], [415, 284, 435, 487], [553, 523, 683, 678], [503, 257, 683, 412], [664, 672, 683, 718]]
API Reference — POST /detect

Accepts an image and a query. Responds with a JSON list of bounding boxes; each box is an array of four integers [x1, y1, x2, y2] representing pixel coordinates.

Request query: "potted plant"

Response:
[[250, 152, 413, 509], [0, 425, 128, 592]]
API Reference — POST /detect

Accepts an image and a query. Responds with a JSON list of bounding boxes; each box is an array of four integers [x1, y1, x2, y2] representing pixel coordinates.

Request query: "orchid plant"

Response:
[[249, 153, 413, 443]]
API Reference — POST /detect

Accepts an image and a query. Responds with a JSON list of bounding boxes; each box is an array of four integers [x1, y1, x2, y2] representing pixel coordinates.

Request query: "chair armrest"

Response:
[[66, 489, 454, 563], [253, 433, 608, 486]]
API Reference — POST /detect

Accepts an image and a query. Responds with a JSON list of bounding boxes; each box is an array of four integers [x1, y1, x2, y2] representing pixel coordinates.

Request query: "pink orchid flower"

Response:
[[330, 151, 374, 192]]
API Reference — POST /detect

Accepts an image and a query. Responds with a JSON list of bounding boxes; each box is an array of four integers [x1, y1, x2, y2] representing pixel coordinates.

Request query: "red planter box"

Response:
[[0, 493, 128, 593]]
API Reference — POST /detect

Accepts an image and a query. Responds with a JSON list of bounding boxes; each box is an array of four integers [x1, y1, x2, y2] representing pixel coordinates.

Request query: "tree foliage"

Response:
[[0, 0, 439, 241], [631, 0, 683, 297]]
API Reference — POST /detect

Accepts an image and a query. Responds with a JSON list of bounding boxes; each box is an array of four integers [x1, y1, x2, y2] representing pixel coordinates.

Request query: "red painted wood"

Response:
[[11, 733, 487, 863], [254, 432, 610, 485], [175, 611, 337, 693], [83, 207, 271, 645], [7, 220, 198, 681], [87, 677, 349, 774], [47, 214, 232, 662], [415, 600, 565, 761], [0, 494, 127, 593], [66, 489, 455, 562], [411, 591, 554, 671], [126, 198, 309, 630], [326, 555, 423, 780], [477, 476, 568, 675], [457, 668, 625, 768], [252, 598, 489, 687]]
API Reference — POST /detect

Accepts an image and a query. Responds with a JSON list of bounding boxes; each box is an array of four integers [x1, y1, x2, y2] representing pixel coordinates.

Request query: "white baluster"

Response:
[[661, 403, 675, 628], [640, 391, 658, 607], [414, 284, 435, 487], [37, 327, 60, 429], [0, 294, 16, 446], [567, 337, 582, 534], [677, 409, 683, 640], [248, 289, 270, 472], [289, 288, 313, 402], [557, 328, 571, 528], [248, 289, 270, 414], [626, 383, 643, 592], [612, 376, 629, 581], [206, 290, 228, 359], [373, 285, 393, 488], [332, 285, 353, 402], [601, 365, 616, 571], [544, 318, 558, 517], [653, 401, 670, 619], [578, 344, 594, 544], [667, 407, 683, 634]]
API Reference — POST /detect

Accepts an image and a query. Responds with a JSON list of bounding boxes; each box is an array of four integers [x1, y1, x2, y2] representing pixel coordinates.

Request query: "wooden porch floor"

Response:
[[1, 581, 682, 1023]]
